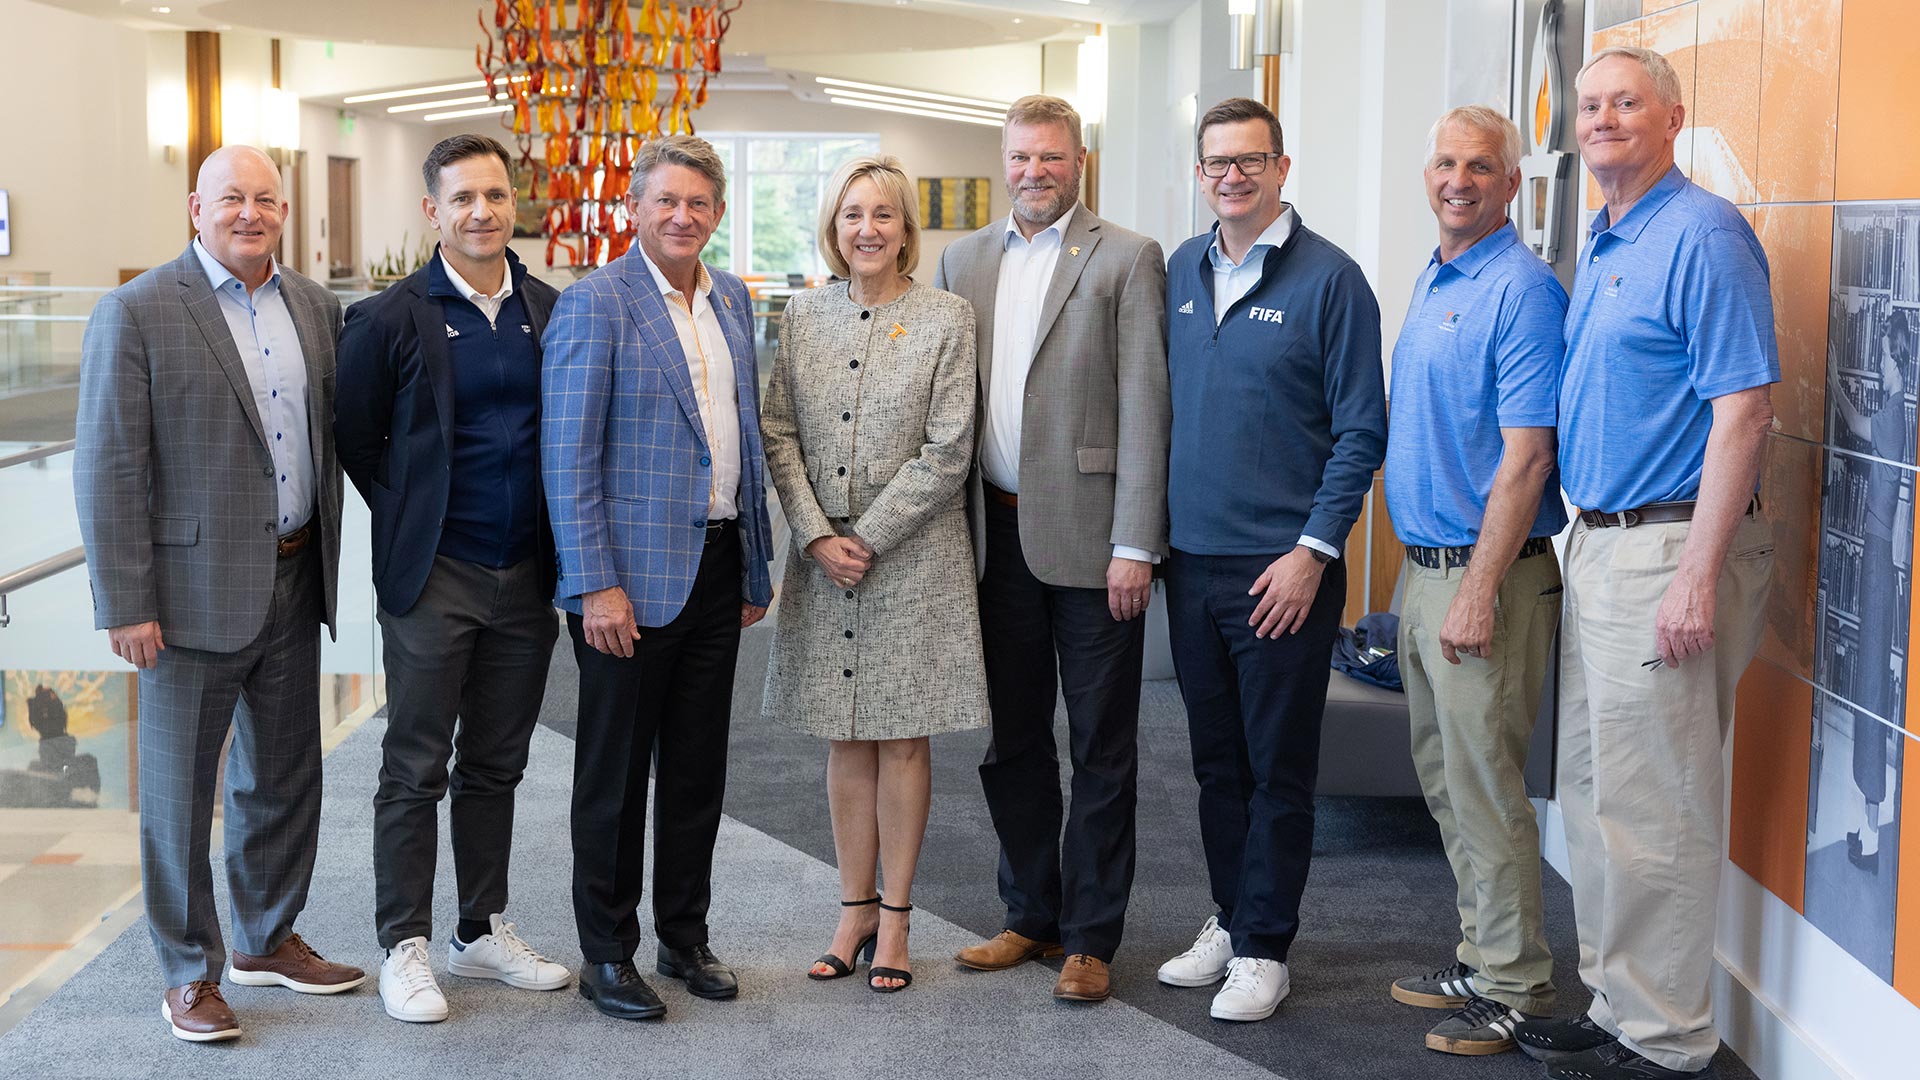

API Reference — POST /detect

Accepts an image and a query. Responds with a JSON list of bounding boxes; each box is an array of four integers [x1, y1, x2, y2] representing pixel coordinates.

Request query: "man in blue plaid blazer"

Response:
[[541, 135, 773, 1021]]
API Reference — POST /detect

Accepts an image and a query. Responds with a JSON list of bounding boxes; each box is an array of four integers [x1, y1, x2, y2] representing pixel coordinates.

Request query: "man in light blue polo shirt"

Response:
[[1383, 105, 1567, 1059], [1512, 48, 1778, 1080]]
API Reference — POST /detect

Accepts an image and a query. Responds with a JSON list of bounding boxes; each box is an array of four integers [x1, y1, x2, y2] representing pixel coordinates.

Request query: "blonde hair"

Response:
[[1577, 46, 1684, 108], [817, 155, 921, 279], [1004, 95, 1083, 149], [1426, 105, 1524, 174]]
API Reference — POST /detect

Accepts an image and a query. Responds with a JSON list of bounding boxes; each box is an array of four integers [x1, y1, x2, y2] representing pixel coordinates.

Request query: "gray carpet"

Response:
[[0, 714, 1280, 1080]]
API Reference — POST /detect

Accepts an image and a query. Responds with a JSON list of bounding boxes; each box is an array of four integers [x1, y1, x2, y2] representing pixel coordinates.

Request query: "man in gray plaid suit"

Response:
[[74, 146, 364, 1043]]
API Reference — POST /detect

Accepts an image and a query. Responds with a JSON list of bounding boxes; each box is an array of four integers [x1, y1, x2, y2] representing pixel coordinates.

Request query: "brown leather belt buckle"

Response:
[[276, 525, 312, 559], [984, 482, 1018, 509]]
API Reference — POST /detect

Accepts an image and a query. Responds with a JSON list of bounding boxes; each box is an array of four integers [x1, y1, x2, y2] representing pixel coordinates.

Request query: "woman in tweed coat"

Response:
[[760, 155, 987, 993]]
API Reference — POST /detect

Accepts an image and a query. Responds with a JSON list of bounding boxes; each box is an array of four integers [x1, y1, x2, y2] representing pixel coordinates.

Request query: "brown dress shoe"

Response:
[[1054, 954, 1112, 1001], [162, 981, 240, 1042], [954, 929, 1064, 971], [228, 933, 366, 994]]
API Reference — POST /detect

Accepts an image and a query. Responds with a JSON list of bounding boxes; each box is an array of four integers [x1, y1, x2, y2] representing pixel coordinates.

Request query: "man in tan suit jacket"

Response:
[[933, 94, 1169, 1004]]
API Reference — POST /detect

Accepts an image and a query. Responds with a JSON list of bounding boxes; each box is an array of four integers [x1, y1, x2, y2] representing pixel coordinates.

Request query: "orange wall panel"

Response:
[[1757, 0, 1841, 203], [1644, 3, 1700, 177], [1753, 203, 1832, 444], [1835, 0, 1920, 201], [1756, 434, 1820, 681], [1588, 20, 1647, 211], [1731, 658, 1814, 911], [1692, 0, 1764, 203]]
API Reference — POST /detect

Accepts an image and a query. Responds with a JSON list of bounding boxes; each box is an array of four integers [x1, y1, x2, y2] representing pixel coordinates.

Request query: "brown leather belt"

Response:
[[1577, 497, 1757, 530], [276, 525, 312, 559], [984, 481, 1018, 508]]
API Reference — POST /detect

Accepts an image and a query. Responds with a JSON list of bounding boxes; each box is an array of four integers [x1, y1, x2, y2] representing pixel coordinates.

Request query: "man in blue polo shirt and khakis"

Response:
[[1383, 105, 1568, 1059], [1513, 48, 1778, 1080], [1156, 96, 1387, 1024]]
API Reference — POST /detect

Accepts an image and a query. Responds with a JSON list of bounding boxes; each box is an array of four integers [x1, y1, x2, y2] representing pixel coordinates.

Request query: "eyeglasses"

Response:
[[1199, 153, 1282, 178]]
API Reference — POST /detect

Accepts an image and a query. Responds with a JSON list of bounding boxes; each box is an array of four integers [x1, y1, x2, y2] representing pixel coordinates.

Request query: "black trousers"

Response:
[[569, 524, 742, 964], [1165, 548, 1345, 962], [976, 497, 1143, 962], [372, 555, 557, 949]]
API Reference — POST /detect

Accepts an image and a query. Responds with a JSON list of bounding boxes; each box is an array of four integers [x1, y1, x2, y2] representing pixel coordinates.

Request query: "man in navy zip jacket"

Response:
[[1155, 97, 1387, 1024]]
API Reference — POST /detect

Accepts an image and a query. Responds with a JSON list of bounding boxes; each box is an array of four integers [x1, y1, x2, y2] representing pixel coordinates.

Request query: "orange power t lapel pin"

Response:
[[889, 322, 907, 339]]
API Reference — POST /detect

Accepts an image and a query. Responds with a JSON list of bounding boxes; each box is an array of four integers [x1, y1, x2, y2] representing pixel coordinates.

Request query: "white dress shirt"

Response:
[[1204, 206, 1337, 561], [439, 251, 514, 327], [192, 238, 314, 537], [982, 205, 1154, 565], [640, 249, 740, 521]]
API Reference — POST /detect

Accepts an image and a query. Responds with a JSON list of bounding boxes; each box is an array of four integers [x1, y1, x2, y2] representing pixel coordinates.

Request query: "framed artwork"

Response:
[[918, 178, 991, 231]]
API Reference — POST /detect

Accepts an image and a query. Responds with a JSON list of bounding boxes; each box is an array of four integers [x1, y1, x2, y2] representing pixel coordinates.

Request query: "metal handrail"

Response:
[[0, 546, 85, 628], [0, 439, 75, 470]]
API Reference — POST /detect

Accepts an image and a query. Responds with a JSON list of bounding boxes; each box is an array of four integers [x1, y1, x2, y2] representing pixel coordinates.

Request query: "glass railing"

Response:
[[0, 280, 382, 1017]]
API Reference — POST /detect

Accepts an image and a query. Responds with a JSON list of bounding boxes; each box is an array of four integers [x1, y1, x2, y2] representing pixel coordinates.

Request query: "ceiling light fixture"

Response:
[[344, 79, 489, 104], [821, 87, 1004, 121], [825, 98, 1003, 128], [813, 77, 1009, 112], [387, 95, 492, 114], [421, 104, 512, 122]]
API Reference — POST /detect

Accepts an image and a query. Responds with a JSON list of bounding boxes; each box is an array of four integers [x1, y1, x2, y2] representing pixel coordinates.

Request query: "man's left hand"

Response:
[[1654, 572, 1715, 667], [1249, 547, 1326, 639], [1107, 557, 1153, 621], [741, 603, 768, 629], [1439, 588, 1496, 664]]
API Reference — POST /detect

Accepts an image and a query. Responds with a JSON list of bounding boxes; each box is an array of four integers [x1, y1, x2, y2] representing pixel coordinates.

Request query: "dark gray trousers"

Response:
[[138, 545, 322, 987], [373, 555, 557, 949]]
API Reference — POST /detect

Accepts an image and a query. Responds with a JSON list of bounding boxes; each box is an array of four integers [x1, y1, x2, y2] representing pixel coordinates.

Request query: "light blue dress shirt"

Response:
[[192, 238, 314, 535]]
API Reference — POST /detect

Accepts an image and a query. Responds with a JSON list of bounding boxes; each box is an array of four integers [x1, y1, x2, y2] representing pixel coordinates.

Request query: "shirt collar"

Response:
[[1590, 164, 1689, 244], [1429, 221, 1520, 280], [1208, 205, 1296, 271], [1002, 204, 1074, 250], [192, 236, 280, 293], [639, 247, 712, 299], [437, 249, 514, 303]]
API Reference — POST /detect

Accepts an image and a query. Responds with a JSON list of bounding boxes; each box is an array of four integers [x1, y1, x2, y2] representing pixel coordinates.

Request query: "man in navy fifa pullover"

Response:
[[1155, 97, 1387, 1024]]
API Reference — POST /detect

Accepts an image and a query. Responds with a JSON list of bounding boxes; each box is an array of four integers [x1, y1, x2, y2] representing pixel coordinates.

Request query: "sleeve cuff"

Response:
[[1112, 545, 1162, 565], [1297, 535, 1340, 560]]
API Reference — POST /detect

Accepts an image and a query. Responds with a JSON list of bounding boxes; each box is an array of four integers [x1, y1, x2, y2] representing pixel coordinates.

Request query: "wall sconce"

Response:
[[1229, 0, 1256, 71], [262, 87, 301, 160], [1076, 31, 1107, 151], [1254, 0, 1287, 57], [149, 81, 187, 165]]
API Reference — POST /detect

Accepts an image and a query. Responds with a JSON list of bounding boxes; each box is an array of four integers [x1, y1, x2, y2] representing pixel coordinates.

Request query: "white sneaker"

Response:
[[379, 938, 448, 1023], [446, 913, 571, 991], [1158, 915, 1234, 987], [1210, 957, 1290, 1022]]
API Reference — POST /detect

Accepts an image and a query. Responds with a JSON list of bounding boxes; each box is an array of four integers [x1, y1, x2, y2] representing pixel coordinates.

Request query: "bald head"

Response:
[[189, 145, 286, 290]]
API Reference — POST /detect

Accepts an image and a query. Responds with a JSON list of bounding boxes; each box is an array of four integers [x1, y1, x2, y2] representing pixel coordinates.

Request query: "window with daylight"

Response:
[[699, 133, 880, 278]]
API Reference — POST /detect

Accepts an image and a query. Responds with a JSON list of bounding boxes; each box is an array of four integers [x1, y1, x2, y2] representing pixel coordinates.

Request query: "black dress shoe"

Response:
[[656, 943, 739, 999], [578, 961, 666, 1020]]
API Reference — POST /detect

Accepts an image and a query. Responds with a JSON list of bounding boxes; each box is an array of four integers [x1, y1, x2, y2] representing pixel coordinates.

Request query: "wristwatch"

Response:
[[1306, 547, 1334, 565]]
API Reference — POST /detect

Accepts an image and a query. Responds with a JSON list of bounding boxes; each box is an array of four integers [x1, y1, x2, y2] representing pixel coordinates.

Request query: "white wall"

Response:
[[293, 101, 441, 283], [0, 0, 185, 285]]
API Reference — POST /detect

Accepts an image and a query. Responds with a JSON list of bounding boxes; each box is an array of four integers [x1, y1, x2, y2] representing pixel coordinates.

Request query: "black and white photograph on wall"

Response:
[[1829, 205, 1920, 466], [1812, 451, 1912, 729], [1804, 692, 1904, 981]]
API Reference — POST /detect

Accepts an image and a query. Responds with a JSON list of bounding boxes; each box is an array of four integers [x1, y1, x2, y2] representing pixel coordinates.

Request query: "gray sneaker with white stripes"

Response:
[[1426, 995, 1539, 1056], [1389, 960, 1477, 1008]]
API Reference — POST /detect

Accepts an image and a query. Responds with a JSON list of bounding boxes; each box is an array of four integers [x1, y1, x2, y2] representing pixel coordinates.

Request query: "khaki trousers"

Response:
[[1400, 549, 1561, 1014], [1559, 513, 1773, 1072]]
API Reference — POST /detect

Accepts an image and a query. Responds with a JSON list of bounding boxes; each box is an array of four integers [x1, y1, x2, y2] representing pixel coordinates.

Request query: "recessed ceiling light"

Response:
[[1012, 17, 1022, 23], [151, 6, 171, 13]]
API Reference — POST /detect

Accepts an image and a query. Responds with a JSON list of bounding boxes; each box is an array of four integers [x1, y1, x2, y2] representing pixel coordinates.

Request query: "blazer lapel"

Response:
[[968, 231, 1005, 402], [175, 252, 270, 452], [1031, 211, 1102, 353], [618, 254, 709, 448], [408, 285, 457, 453], [284, 282, 334, 466]]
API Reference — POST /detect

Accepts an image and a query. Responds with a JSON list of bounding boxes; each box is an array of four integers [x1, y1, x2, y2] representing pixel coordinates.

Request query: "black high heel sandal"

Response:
[[869, 901, 913, 993], [809, 897, 880, 981]]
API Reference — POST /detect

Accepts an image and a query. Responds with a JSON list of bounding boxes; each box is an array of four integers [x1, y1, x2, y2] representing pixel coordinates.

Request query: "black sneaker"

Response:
[[1516, 1013, 1618, 1062], [1390, 960, 1477, 1008], [1425, 995, 1535, 1056], [1547, 1040, 1712, 1079]]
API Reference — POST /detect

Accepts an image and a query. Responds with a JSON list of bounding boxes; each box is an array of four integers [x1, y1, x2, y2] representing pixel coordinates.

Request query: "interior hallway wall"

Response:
[[0, 0, 185, 285]]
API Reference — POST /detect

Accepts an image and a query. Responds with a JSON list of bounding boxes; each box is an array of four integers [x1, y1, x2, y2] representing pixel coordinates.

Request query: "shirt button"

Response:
[[280, 474, 286, 482], [1430, 286, 1438, 293], [276, 432, 282, 440], [271, 390, 277, 397], [850, 360, 860, 369], [837, 466, 847, 476], [264, 348, 270, 355]]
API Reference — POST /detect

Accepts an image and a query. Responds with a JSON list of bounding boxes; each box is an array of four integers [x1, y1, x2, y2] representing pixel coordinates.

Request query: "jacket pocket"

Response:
[[1076, 446, 1118, 474], [151, 515, 200, 546]]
